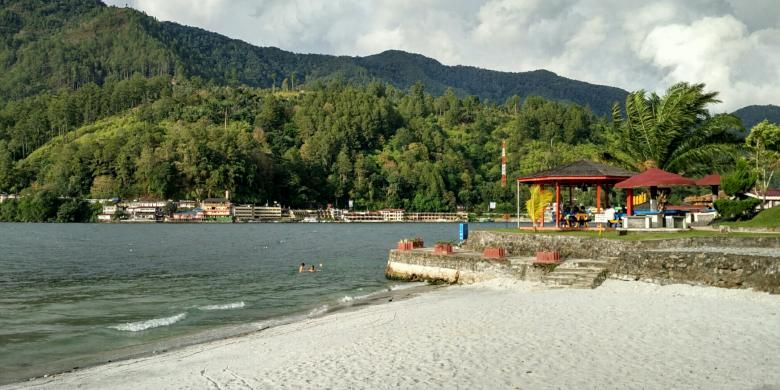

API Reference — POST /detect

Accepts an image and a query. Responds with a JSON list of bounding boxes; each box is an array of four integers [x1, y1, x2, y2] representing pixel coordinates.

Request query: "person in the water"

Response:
[[299, 263, 305, 273], [309, 265, 316, 272]]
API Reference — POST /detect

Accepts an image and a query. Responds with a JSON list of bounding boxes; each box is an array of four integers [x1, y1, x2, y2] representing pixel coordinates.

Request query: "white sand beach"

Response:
[[7, 280, 780, 390]]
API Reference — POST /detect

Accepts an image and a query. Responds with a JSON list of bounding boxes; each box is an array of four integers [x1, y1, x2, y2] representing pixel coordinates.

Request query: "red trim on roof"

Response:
[[517, 176, 632, 184]]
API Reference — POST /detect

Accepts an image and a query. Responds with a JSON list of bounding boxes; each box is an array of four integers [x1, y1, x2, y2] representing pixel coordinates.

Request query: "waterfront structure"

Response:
[[233, 205, 283, 222], [98, 205, 118, 222], [170, 208, 204, 222], [178, 200, 197, 209], [379, 209, 404, 222], [125, 201, 166, 222], [201, 198, 232, 222], [517, 160, 634, 228], [405, 212, 468, 222], [343, 210, 383, 222]]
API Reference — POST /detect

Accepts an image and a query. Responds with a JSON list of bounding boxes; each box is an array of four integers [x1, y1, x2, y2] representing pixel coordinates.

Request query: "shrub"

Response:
[[721, 159, 757, 197], [714, 198, 761, 221]]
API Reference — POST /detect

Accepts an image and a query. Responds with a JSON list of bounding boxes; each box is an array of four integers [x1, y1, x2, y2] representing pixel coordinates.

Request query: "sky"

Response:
[[104, 0, 780, 112]]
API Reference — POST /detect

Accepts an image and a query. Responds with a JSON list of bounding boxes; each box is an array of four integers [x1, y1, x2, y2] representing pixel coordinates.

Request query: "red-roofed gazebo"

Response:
[[517, 160, 635, 228], [615, 168, 696, 213]]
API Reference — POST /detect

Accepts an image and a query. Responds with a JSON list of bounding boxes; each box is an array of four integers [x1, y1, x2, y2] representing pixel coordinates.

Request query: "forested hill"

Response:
[[732, 105, 780, 130], [0, 0, 627, 115]]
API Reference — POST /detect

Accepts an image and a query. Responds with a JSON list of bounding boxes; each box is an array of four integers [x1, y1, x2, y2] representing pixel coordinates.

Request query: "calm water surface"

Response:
[[0, 222, 501, 384]]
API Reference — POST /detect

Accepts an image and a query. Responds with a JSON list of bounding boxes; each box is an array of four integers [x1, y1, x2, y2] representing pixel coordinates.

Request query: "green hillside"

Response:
[[732, 105, 780, 131], [0, 0, 627, 114], [0, 1, 749, 223]]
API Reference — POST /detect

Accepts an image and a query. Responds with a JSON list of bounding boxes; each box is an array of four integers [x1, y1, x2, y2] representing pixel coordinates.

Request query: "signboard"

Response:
[[593, 213, 608, 224], [348, 200, 354, 209], [489, 202, 497, 210]]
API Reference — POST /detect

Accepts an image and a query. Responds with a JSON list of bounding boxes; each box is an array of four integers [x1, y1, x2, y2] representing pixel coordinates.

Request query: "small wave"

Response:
[[389, 282, 427, 291], [110, 313, 187, 332], [340, 291, 380, 304], [308, 305, 329, 317], [198, 301, 246, 311]]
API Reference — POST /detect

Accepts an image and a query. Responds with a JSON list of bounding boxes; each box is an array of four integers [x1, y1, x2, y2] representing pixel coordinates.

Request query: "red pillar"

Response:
[[540, 185, 544, 227], [627, 188, 634, 216], [555, 182, 561, 228], [596, 185, 602, 212]]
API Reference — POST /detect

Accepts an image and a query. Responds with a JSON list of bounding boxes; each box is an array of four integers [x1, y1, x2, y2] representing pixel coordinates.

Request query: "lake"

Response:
[[0, 222, 505, 384]]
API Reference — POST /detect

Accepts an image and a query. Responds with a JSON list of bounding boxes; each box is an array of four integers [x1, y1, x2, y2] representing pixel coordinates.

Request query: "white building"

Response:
[[747, 189, 780, 209]]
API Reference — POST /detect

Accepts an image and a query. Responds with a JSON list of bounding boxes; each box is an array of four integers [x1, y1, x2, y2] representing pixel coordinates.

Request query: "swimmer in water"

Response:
[[299, 263, 305, 273], [309, 265, 316, 272]]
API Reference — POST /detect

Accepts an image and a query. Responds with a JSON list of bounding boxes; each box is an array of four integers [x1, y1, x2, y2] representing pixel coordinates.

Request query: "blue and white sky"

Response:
[[105, 0, 780, 111]]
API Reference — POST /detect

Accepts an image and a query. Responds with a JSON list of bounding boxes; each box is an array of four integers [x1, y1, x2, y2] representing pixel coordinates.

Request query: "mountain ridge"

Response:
[[0, 0, 629, 115]]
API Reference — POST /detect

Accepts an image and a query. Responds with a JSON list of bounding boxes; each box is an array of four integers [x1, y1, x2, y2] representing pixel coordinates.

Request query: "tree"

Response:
[[0, 140, 14, 192], [721, 159, 757, 197], [609, 82, 741, 175], [745, 120, 780, 209], [526, 185, 552, 230], [715, 159, 760, 221]]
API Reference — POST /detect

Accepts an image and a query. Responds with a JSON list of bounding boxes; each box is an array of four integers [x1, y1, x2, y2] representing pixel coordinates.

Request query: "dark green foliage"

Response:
[[56, 198, 97, 222], [721, 159, 757, 196], [713, 198, 761, 221], [1, 77, 609, 213]]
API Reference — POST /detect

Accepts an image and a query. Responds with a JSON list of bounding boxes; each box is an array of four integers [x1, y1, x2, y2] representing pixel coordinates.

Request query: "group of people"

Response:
[[561, 205, 590, 227], [298, 263, 320, 273], [559, 204, 625, 228]]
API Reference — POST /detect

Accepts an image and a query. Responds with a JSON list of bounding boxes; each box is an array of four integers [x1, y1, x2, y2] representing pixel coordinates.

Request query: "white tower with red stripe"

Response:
[[501, 140, 507, 187]]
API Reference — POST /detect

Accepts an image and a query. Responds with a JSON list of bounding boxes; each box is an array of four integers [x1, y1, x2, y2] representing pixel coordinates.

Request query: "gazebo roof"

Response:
[[615, 168, 695, 188], [695, 174, 721, 186], [517, 160, 635, 184]]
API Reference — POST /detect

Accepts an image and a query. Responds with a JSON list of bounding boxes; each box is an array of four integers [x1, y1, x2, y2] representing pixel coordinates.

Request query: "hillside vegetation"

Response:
[[0, 1, 756, 223], [0, 0, 626, 114]]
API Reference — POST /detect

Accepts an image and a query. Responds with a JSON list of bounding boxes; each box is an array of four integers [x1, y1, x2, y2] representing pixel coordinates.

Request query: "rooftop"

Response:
[[517, 160, 635, 184]]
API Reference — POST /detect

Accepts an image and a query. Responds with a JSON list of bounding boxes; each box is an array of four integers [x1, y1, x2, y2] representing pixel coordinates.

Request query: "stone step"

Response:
[[559, 259, 610, 268], [550, 267, 605, 275]]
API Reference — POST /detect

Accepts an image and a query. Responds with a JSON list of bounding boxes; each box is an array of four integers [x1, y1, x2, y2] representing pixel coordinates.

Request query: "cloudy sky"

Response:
[[105, 0, 780, 111]]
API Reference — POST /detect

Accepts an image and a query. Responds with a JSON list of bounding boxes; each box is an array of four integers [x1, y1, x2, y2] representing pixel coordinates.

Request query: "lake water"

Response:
[[0, 222, 504, 384]]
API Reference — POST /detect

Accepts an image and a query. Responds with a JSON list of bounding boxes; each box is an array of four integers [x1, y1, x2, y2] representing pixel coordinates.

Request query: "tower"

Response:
[[501, 140, 507, 187]]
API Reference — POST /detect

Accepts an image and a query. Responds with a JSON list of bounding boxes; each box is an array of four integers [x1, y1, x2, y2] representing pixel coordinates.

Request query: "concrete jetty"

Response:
[[386, 231, 780, 293]]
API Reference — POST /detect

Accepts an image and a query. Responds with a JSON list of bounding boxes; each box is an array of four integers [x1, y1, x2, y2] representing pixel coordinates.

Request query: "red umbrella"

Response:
[[615, 168, 696, 188], [616, 168, 696, 213]]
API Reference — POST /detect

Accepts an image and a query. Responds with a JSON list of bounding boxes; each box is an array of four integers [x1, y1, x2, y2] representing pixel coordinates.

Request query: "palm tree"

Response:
[[608, 82, 742, 175], [526, 185, 552, 230]]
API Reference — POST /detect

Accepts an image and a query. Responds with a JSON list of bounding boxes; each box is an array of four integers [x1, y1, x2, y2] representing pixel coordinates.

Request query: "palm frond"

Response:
[[665, 143, 742, 176], [526, 185, 553, 228]]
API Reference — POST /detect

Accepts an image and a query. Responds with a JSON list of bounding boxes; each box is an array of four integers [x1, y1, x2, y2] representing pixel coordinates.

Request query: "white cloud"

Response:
[[104, 0, 780, 111]]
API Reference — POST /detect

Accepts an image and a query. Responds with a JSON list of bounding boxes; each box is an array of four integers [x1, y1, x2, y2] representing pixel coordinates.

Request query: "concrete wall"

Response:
[[386, 250, 546, 284], [613, 251, 780, 293], [463, 230, 780, 293]]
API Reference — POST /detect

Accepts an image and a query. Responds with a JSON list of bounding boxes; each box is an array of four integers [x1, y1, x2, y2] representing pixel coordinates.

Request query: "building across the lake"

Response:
[[201, 198, 232, 222], [233, 205, 283, 222]]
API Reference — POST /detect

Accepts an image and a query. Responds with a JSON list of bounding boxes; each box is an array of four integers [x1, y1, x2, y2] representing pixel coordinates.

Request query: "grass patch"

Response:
[[484, 228, 778, 240], [720, 207, 780, 228]]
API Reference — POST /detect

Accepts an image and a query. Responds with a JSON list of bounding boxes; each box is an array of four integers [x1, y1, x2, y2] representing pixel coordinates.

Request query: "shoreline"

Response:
[[5, 279, 779, 389], [0, 283, 439, 387]]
